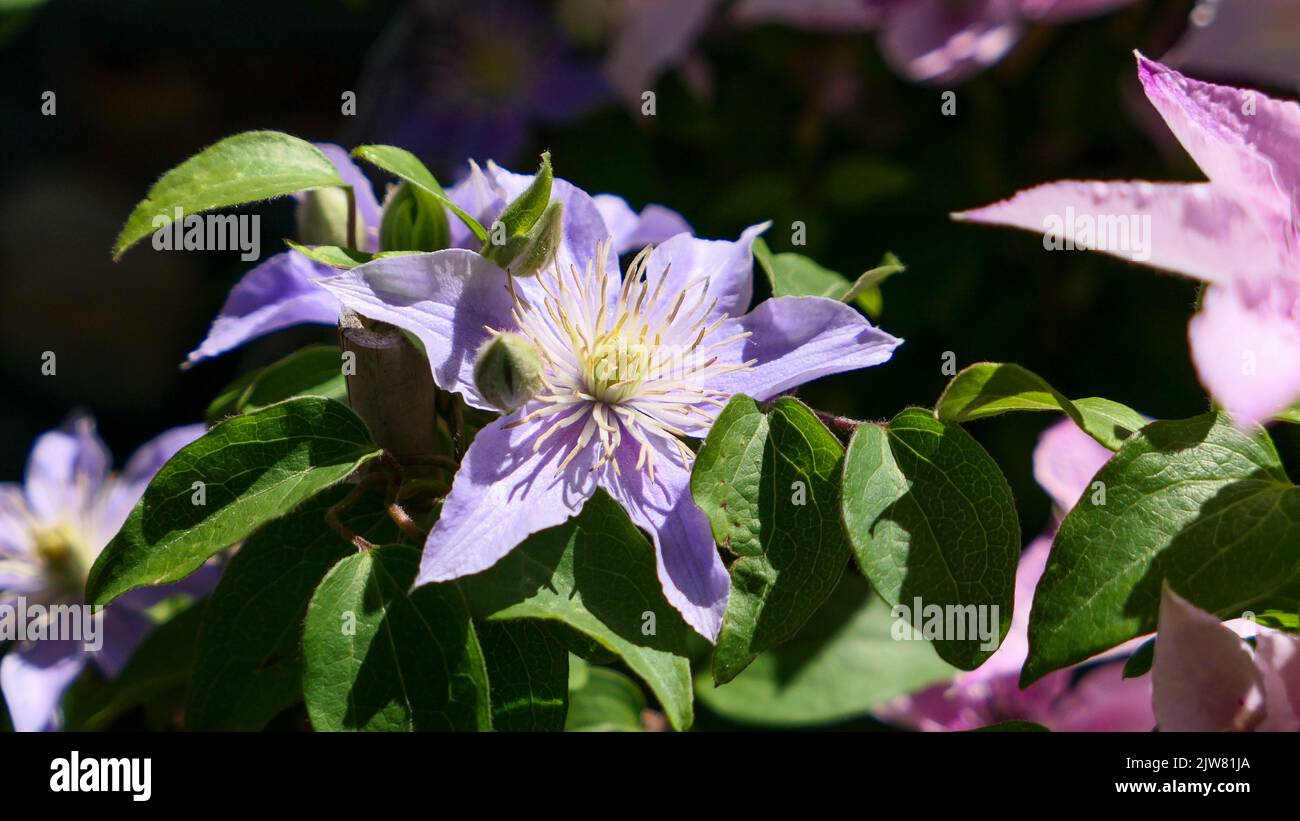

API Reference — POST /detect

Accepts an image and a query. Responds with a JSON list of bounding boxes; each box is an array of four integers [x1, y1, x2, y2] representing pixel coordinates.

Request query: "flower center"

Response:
[[32, 526, 89, 594], [496, 241, 756, 480]]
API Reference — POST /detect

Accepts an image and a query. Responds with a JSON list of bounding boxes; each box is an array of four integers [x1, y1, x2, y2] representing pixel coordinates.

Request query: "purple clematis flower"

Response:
[[351, 0, 609, 171], [1153, 586, 1300, 732], [0, 416, 214, 731], [877, 418, 1155, 731], [316, 171, 901, 640], [733, 0, 1137, 85], [185, 145, 688, 367], [958, 55, 1300, 426]]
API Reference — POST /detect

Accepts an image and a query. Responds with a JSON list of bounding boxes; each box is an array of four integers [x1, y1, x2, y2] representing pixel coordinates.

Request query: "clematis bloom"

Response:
[[878, 418, 1155, 731], [0, 417, 214, 731], [958, 54, 1300, 426], [316, 173, 901, 640]]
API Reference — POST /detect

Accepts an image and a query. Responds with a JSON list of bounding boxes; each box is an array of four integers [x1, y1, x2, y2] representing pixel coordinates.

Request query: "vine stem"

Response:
[[810, 408, 863, 441]]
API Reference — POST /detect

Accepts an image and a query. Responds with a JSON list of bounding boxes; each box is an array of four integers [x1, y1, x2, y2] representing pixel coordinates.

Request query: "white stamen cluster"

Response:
[[493, 242, 754, 480]]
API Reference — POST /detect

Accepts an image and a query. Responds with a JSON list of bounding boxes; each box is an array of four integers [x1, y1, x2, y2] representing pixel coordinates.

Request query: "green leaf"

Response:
[[303, 545, 491, 731], [485, 151, 552, 245], [186, 485, 400, 730], [458, 490, 696, 731], [691, 395, 850, 684], [842, 408, 1018, 669], [351, 144, 488, 243], [283, 240, 374, 269], [478, 621, 569, 731], [87, 397, 381, 606], [753, 237, 852, 299], [1122, 638, 1156, 679], [695, 573, 954, 727], [753, 239, 902, 318], [843, 252, 905, 318], [205, 345, 348, 424], [565, 661, 647, 732], [113, 130, 344, 260], [65, 598, 207, 731], [1024, 412, 1300, 684], [935, 362, 1146, 451]]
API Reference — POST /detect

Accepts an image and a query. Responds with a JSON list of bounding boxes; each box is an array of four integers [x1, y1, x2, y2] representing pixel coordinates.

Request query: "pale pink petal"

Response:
[[1032, 417, 1114, 514], [1136, 53, 1300, 221], [1187, 280, 1300, 426], [1254, 626, 1300, 732], [955, 180, 1283, 284], [1153, 586, 1265, 731]]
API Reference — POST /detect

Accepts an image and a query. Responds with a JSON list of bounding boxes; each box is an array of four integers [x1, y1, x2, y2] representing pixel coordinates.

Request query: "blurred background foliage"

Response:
[[3, 1, 1293, 676]]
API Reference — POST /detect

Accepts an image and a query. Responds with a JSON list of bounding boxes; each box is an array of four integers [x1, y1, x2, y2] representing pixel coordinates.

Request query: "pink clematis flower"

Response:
[[1153, 587, 1300, 731], [878, 418, 1156, 731], [734, 0, 1137, 84], [957, 55, 1300, 426]]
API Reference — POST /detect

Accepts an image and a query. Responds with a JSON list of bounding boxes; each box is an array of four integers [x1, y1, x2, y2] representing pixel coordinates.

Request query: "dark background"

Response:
[[2, 0, 1288, 537]]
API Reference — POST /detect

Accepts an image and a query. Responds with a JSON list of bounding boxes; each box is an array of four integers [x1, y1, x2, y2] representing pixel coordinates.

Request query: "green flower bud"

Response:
[[483, 199, 564, 277], [379, 182, 451, 252], [473, 332, 544, 413], [297, 186, 360, 248]]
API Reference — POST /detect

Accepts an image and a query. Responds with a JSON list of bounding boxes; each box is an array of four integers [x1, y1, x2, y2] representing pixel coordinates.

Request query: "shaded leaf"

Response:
[[691, 395, 850, 684], [205, 345, 348, 424], [303, 545, 491, 731], [87, 397, 381, 606], [477, 620, 568, 732], [842, 408, 1017, 669]]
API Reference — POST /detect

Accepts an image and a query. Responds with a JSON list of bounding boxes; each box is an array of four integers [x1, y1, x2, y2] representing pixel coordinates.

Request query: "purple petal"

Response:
[[1153, 586, 1265, 731], [445, 161, 507, 249], [1, 639, 87, 732], [1032, 417, 1114, 514], [1164, 0, 1300, 97], [601, 436, 729, 642], [1019, 0, 1136, 23], [1136, 54, 1300, 215], [185, 251, 340, 366], [603, 0, 719, 106], [643, 223, 769, 325], [592, 194, 693, 254], [91, 606, 155, 679], [315, 249, 514, 411], [711, 295, 902, 401], [1187, 280, 1300, 426], [1254, 626, 1300, 731], [955, 180, 1283, 284], [878, 0, 1022, 85], [415, 412, 600, 586], [24, 415, 111, 527], [731, 0, 884, 30], [312, 143, 382, 251], [95, 424, 207, 543]]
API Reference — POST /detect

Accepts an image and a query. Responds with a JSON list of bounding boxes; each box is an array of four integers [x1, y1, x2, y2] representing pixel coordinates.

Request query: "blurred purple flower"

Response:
[[316, 164, 902, 640], [1164, 0, 1300, 95], [734, 0, 1137, 84], [0, 417, 215, 731], [958, 55, 1300, 426], [351, 0, 608, 171], [1153, 586, 1300, 731], [877, 418, 1155, 731]]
